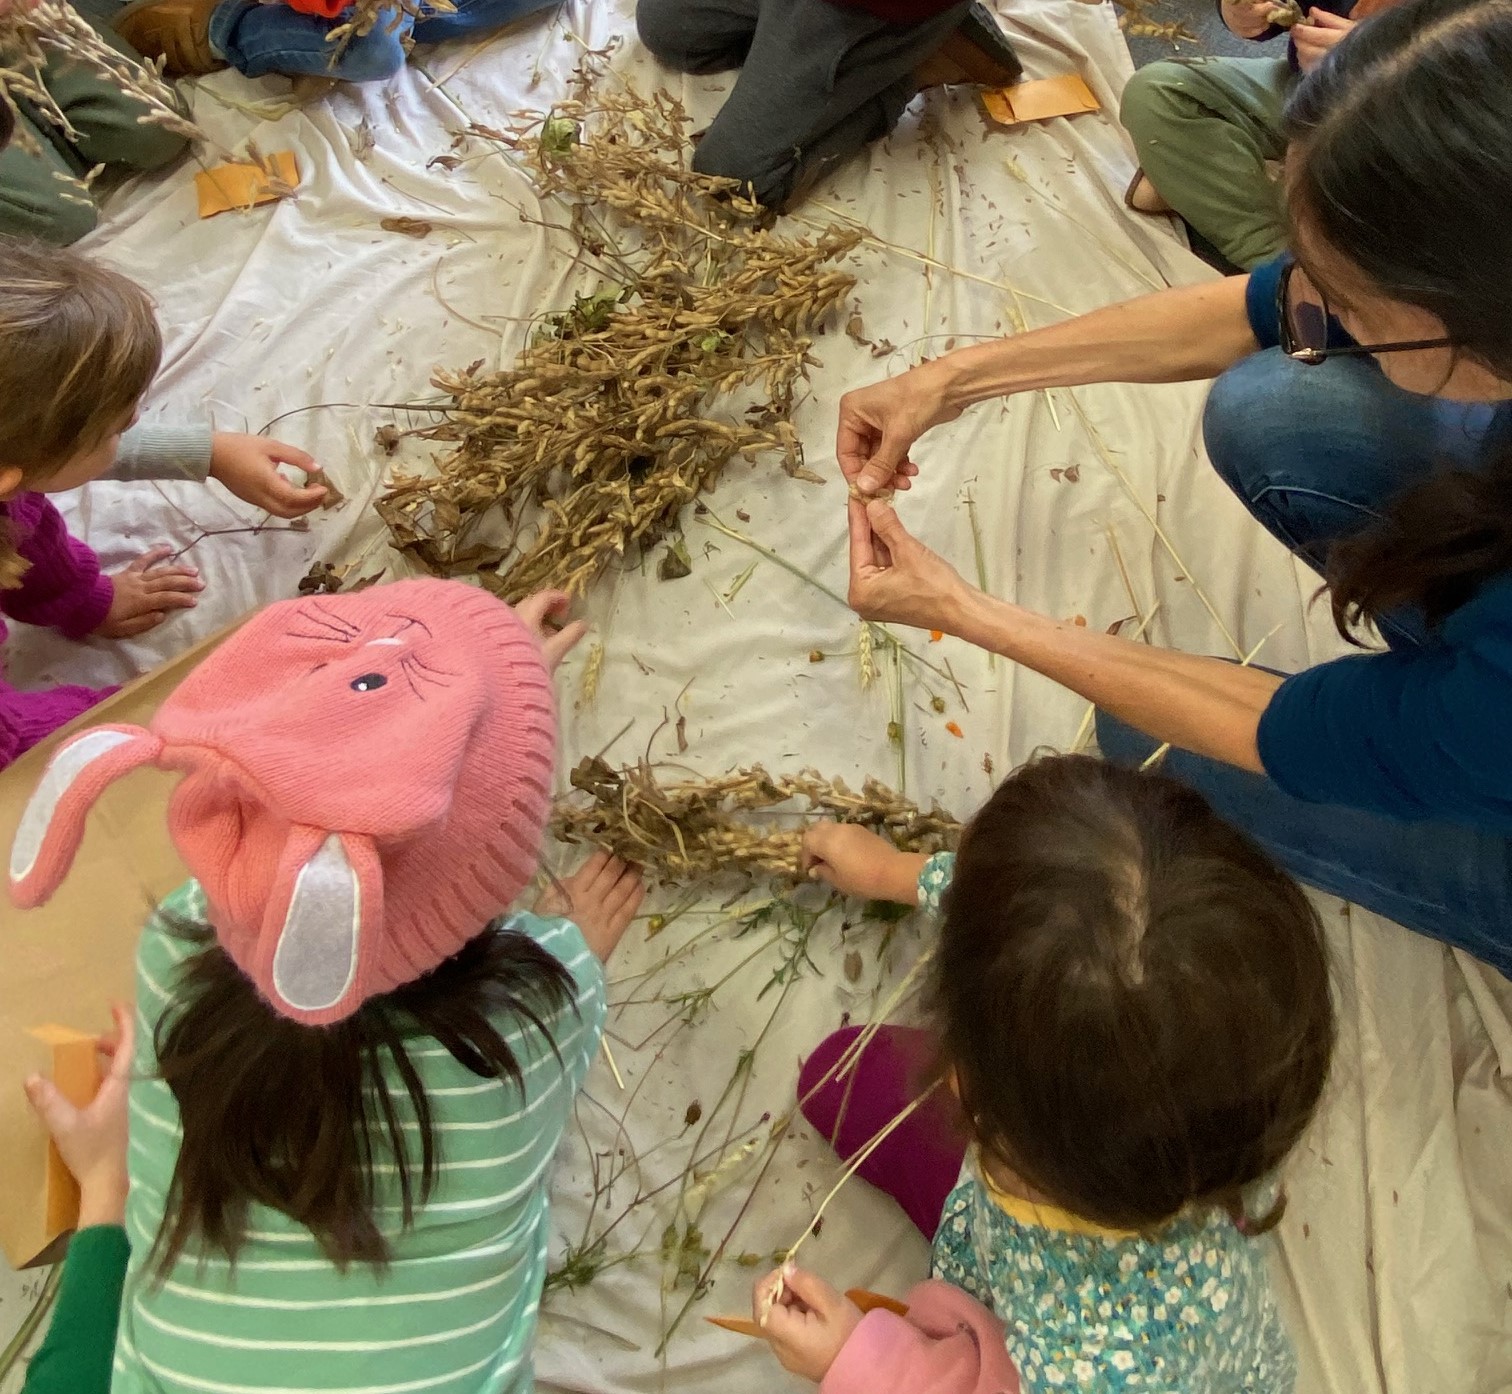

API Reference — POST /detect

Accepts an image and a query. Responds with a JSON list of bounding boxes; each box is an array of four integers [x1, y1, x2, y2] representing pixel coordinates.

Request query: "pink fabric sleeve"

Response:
[[821, 1281, 1020, 1394], [1, 494, 113, 639]]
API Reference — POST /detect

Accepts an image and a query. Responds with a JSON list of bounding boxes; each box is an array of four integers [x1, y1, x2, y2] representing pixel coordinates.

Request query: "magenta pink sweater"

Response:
[[0, 492, 116, 771]]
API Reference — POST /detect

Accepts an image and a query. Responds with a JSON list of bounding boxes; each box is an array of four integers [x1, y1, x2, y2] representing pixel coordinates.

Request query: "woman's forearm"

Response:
[[952, 588, 1282, 772], [932, 277, 1259, 412]]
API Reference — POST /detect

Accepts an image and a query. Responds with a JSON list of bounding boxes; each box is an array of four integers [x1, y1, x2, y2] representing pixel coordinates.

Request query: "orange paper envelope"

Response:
[[980, 75, 1100, 127], [195, 150, 301, 218], [27, 1025, 103, 1242]]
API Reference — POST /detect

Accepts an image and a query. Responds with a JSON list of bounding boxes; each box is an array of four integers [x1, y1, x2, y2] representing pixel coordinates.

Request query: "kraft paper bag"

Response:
[[0, 627, 231, 1269]]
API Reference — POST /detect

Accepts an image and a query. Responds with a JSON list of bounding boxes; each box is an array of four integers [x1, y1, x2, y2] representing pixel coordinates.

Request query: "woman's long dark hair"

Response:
[[151, 919, 575, 1276], [1285, 0, 1512, 638]]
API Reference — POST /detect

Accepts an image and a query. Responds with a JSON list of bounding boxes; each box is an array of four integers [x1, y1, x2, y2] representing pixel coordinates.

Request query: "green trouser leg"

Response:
[[0, 0, 189, 244], [1119, 55, 1294, 271]]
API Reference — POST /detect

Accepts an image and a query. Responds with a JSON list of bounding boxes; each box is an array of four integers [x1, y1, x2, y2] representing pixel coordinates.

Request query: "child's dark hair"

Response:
[[150, 918, 575, 1277], [934, 755, 1334, 1234]]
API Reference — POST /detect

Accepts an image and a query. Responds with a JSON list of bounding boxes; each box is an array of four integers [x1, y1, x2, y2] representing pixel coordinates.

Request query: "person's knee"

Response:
[[1202, 350, 1313, 503], [1118, 60, 1188, 144], [125, 119, 192, 172], [636, 0, 697, 67], [1, 191, 100, 246], [690, 130, 789, 207], [327, 31, 405, 81]]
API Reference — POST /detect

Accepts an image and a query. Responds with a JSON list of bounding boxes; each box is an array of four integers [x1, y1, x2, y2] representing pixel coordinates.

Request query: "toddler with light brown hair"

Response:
[[0, 236, 329, 770]]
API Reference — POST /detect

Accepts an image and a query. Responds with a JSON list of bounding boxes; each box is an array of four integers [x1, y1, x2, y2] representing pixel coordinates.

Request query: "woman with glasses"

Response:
[[833, 0, 1512, 976]]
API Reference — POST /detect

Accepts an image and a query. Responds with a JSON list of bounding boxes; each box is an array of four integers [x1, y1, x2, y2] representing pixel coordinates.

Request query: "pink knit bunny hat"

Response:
[[8, 579, 558, 1026]]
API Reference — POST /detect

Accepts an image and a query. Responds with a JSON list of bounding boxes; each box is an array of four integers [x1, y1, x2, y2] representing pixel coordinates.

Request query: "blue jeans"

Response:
[[1098, 349, 1512, 977], [211, 0, 558, 81]]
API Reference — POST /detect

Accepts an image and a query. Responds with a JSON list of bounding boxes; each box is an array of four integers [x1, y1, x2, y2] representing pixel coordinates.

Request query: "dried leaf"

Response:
[[870, 338, 897, 358], [381, 216, 433, 238], [684, 1101, 703, 1126], [375, 424, 403, 455], [658, 540, 692, 581], [843, 950, 863, 983]]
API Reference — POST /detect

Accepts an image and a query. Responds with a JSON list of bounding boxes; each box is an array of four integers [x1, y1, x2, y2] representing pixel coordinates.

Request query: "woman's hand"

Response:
[[802, 824, 926, 904], [25, 1003, 134, 1229], [535, 850, 647, 962], [836, 364, 958, 498], [847, 499, 972, 632], [515, 590, 589, 672], [1293, 10, 1355, 71], [208, 434, 327, 518], [96, 545, 203, 638], [755, 1266, 863, 1383]]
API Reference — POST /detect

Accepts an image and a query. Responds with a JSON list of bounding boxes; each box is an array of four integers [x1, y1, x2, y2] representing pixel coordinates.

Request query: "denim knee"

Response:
[[1203, 350, 1326, 510]]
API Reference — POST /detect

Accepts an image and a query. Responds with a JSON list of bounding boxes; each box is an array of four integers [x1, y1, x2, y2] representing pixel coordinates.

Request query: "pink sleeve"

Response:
[[1, 494, 113, 639], [821, 1282, 1020, 1394]]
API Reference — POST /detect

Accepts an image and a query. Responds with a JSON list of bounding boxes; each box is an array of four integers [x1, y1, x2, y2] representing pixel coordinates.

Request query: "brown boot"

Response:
[[916, 1, 1023, 89], [116, 0, 225, 78]]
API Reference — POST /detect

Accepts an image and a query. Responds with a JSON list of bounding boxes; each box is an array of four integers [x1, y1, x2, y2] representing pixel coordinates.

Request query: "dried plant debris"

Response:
[[377, 79, 859, 603], [325, 0, 455, 58], [0, 0, 201, 158], [1113, 0, 1200, 42], [553, 759, 958, 886], [297, 560, 383, 595]]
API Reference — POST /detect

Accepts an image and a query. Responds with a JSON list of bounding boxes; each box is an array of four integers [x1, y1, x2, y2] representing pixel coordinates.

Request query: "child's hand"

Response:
[[535, 850, 647, 962], [96, 545, 202, 638], [1219, 0, 1286, 37], [24, 1003, 134, 1229], [208, 433, 327, 519], [515, 590, 589, 672], [754, 1265, 863, 1383], [802, 823, 926, 904], [1293, 9, 1355, 70]]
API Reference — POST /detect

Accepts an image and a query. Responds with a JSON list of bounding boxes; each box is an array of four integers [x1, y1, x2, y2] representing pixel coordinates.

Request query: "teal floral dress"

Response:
[[918, 852, 1297, 1394]]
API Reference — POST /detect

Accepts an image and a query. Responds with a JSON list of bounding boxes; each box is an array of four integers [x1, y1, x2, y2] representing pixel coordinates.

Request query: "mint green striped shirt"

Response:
[[114, 881, 605, 1394]]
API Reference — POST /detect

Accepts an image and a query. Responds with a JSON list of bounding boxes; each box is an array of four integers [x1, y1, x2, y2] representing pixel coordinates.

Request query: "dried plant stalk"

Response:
[[324, 0, 456, 59], [553, 758, 958, 886], [0, 0, 201, 157], [377, 77, 859, 603]]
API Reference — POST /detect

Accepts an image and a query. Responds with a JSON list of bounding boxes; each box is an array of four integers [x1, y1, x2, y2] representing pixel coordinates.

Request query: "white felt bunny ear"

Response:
[[9, 726, 164, 908], [256, 827, 384, 1026]]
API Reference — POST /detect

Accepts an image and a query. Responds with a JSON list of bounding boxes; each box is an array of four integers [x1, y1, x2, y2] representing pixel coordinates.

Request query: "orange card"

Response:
[[980, 75, 1101, 127], [194, 150, 301, 218], [27, 1025, 101, 1239]]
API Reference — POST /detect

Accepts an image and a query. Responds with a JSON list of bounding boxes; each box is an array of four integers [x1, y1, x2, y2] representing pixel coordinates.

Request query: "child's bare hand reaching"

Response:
[[208, 434, 328, 519], [95, 545, 203, 638], [24, 1003, 134, 1229], [754, 1265, 862, 1382], [802, 823, 926, 905], [536, 850, 647, 962]]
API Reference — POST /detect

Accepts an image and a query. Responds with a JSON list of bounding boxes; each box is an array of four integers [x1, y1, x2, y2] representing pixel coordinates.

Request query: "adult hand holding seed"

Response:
[[845, 499, 969, 633], [835, 365, 953, 498]]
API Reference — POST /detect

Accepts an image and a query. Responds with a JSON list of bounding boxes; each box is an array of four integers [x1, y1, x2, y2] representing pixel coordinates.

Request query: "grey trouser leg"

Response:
[[637, 0, 967, 206]]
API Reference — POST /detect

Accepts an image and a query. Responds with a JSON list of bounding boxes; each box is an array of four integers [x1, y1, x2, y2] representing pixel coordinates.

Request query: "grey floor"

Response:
[[1124, 0, 1286, 66]]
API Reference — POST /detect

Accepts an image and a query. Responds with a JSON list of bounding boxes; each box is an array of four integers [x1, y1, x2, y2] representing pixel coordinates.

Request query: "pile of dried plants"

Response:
[[0, 0, 199, 159], [377, 80, 859, 603], [553, 758, 959, 885]]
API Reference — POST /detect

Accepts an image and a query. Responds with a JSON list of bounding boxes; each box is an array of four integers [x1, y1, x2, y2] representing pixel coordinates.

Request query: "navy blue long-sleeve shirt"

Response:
[[1244, 258, 1512, 829]]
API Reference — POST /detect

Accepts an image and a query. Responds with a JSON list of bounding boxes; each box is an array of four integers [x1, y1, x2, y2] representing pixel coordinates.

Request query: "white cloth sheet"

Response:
[[1, 1, 1508, 1391]]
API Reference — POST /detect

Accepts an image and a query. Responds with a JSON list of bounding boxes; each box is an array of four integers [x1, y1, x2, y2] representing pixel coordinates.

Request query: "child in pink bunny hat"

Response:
[[10, 578, 645, 1394]]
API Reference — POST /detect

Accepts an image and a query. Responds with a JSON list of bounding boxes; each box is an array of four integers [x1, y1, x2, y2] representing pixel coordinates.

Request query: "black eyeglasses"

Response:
[[1277, 260, 1452, 364]]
